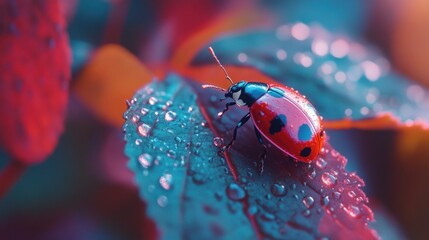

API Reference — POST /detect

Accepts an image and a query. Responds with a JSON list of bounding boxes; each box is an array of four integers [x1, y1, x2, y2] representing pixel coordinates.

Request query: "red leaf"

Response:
[[0, 0, 71, 163]]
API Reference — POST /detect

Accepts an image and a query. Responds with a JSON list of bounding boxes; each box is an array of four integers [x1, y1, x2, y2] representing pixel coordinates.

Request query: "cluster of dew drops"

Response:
[[234, 22, 429, 123], [123, 84, 234, 209], [221, 148, 368, 227]]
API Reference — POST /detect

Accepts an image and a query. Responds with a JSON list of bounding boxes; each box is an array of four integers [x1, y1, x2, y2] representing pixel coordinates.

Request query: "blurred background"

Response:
[[1, 0, 428, 239]]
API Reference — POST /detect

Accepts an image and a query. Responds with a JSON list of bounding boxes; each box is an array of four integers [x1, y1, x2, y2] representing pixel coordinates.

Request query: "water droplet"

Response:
[[138, 124, 151, 137], [227, 201, 239, 213], [333, 192, 341, 199], [330, 38, 350, 58], [159, 173, 173, 190], [131, 114, 140, 123], [148, 184, 155, 192], [165, 111, 177, 122], [303, 196, 315, 209], [302, 209, 311, 217], [344, 108, 353, 117], [214, 191, 223, 201], [291, 22, 310, 41], [192, 173, 206, 185], [188, 106, 194, 112], [308, 169, 316, 179], [157, 195, 168, 207], [130, 98, 137, 105], [348, 191, 356, 198], [247, 205, 258, 215], [261, 212, 275, 221], [239, 177, 247, 184], [213, 137, 224, 147], [148, 97, 158, 105], [141, 108, 149, 116], [321, 172, 337, 186], [174, 136, 182, 143], [265, 194, 272, 200], [138, 153, 153, 168], [135, 139, 142, 145], [226, 183, 246, 201], [321, 196, 329, 206], [316, 157, 328, 169], [312, 39, 329, 56], [271, 183, 287, 197], [166, 149, 176, 159], [145, 87, 154, 94], [238, 53, 248, 62], [276, 49, 287, 60], [344, 205, 361, 218], [330, 150, 339, 158]]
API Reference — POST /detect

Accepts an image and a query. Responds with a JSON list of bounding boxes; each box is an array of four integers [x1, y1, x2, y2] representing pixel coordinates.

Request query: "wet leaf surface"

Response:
[[124, 75, 377, 239]]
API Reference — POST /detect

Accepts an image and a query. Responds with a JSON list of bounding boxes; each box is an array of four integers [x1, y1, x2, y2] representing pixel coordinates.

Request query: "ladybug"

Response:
[[203, 47, 325, 163]]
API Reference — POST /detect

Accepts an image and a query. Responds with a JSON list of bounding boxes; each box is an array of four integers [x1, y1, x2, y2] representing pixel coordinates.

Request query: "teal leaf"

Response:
[[123, 74, 378, 239]]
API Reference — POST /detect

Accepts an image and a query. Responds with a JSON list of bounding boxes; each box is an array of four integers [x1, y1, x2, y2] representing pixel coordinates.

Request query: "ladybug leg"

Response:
[[254, 127, 267, 174], [222, 112, 251, 152], [218, 102, 236, 118]]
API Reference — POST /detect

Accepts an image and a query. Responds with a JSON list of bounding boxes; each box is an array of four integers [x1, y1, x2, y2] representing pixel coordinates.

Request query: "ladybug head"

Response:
[[202, 47, 248, 106], [226, 81, 247, 106]]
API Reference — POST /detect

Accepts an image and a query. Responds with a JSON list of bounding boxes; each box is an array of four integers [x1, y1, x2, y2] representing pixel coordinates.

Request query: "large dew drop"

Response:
[[271, 183, 287, 197], [138, 123, 151, 137], [141, 108, 149, 116], [316, 158, 327, 169], [226, 183, 246, 201], [164, 111, 177, 122], [138, 153, 153, 168], [166, 149, 177, 159], [159, 173, 173, 190], [321, 172, 337, 186], [212, 137, 225, 147], [131, 114, 140, 123], [308, 169, 316, 179], [303, 196, 315, 209], [321, 196, 330, 206], [343, 205, 361, 218], [148, 97, 158, 105], [157, 195, 168, 207]]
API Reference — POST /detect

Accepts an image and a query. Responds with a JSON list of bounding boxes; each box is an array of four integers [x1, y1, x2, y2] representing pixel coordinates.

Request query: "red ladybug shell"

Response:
[[250, 84, 325, 163]]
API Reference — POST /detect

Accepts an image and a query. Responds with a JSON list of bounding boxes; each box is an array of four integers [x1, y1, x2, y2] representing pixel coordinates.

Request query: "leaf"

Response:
[[123, 74, 378, 239], [191, 23, 429, 128], [0, 0, 71, 163], [74, 44, 152, 127]]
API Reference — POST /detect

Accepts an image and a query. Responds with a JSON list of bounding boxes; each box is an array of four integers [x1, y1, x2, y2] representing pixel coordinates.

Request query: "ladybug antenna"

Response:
[[202, 84, 226, 91], [209, 47, 234, 85]]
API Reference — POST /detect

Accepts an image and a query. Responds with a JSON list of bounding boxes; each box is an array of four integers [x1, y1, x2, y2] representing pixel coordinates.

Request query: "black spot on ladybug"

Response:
[[300, 147, 312, 157], [268, 87, 285, 98], [298, 124, 312, 141], [269, 114, 287, 135]]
